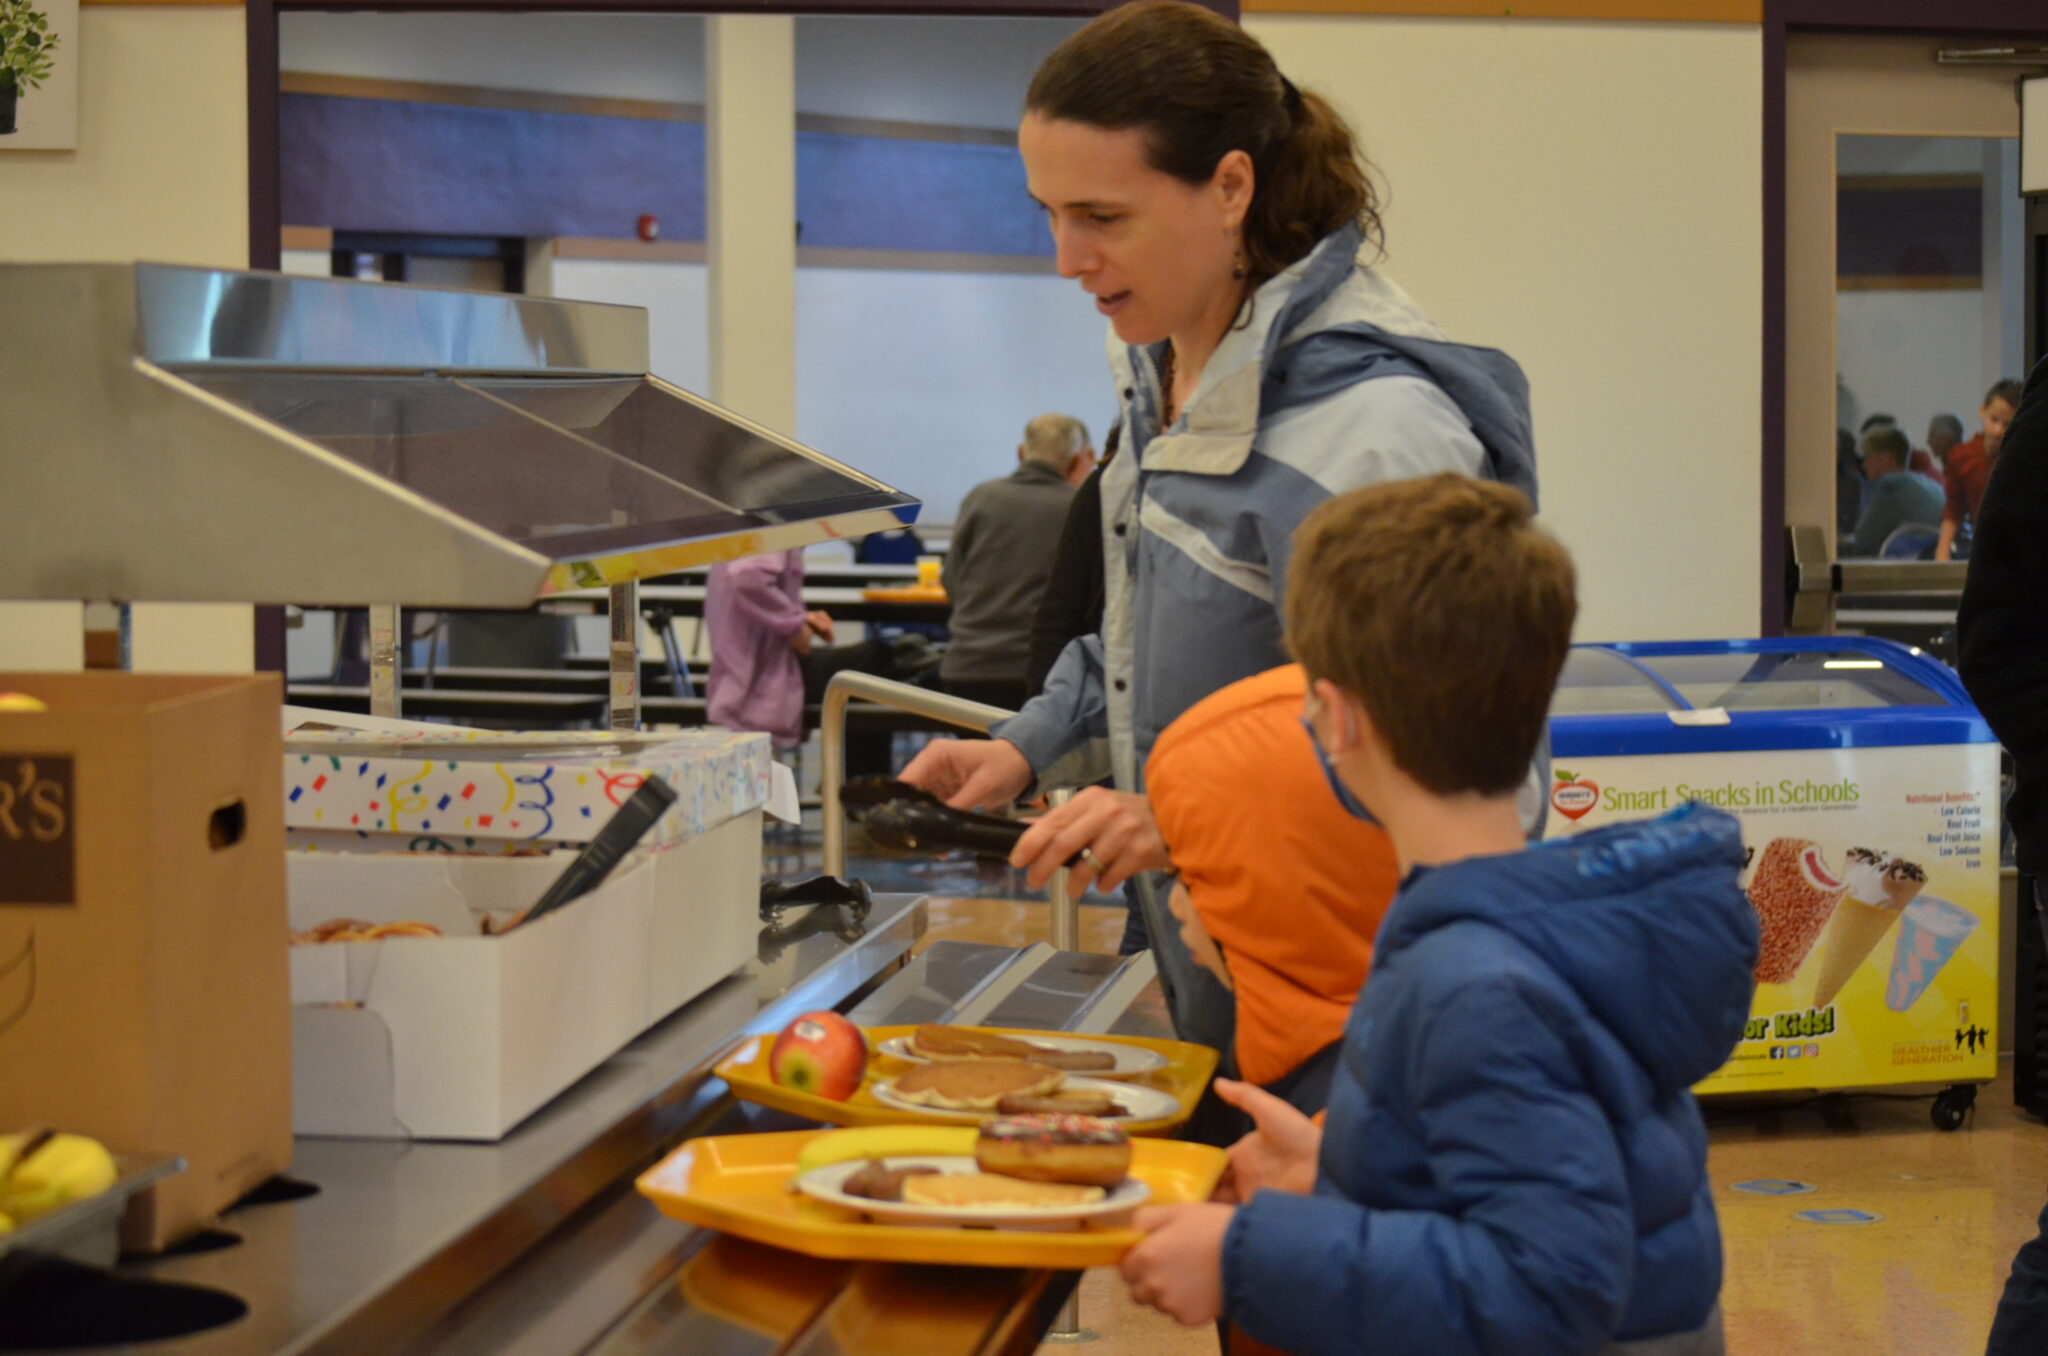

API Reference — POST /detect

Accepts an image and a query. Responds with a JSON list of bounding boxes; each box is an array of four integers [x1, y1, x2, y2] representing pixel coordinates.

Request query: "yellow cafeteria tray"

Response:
[[713, 1025, 1219, 1137], [637, 1128, 1228, 1268]]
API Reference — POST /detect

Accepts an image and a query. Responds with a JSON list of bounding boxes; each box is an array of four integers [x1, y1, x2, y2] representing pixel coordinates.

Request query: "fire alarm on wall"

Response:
[[637, 214, 661, 242]]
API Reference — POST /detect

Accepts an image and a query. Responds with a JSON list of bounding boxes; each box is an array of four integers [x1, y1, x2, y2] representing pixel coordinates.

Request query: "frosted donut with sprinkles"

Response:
[[974, 1114, 1132, 1187]]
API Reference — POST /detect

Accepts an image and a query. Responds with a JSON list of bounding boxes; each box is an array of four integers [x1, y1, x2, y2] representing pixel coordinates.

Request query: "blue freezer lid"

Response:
[[1548, 636, 1995, 757]]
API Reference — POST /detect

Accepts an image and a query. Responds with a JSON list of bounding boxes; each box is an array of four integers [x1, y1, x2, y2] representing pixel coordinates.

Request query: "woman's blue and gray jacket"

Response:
[[993, 223, 1541, 795]]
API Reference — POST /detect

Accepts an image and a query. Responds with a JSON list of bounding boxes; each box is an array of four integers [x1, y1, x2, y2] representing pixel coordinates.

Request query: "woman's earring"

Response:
[[1231, 245, 1247, 282]]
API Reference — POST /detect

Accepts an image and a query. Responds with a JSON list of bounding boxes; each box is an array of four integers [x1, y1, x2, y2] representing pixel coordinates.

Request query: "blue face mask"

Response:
[[1300, 714, 1377, 823]]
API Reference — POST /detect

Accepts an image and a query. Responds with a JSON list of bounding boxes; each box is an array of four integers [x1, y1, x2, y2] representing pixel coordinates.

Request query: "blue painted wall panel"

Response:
[[795, 131, 1049, 256], [281, 95, 706, 241], [280, 94, 1050, 257]]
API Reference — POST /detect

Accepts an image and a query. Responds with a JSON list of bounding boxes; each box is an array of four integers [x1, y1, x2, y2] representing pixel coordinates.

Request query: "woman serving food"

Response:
[[901, 0, 1537, 1046]]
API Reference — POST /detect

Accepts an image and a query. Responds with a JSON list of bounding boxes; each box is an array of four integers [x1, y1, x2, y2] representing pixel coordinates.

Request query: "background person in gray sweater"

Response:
[[940, 413, 1095, 710], [1848, 424, 1945, 558]]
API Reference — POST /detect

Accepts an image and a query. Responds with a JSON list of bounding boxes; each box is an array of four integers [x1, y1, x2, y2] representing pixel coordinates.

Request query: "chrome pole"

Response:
[[1044, 1285, 1096, 1345], [368, 603, 402, 719], [1047, 787, 1078, 952], [608, 580, 641, 732]]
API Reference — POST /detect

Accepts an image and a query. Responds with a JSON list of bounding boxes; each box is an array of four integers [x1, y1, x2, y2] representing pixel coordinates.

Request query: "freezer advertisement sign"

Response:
[[1542, 743, 2000, 1094]]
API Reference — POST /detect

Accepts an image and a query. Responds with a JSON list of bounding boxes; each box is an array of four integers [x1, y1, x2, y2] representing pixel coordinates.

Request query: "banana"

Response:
[[794, 1125, 977, 1174], [0, 1209, 13, 1234], [0, 1130, 118, 1225]]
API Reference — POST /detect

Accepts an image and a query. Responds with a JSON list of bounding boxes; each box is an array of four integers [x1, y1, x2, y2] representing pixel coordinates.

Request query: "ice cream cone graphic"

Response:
[[1810, 851, 1925, 1009], [1885, 896, 1978, 1013], [1747, 837, 1847, 985]]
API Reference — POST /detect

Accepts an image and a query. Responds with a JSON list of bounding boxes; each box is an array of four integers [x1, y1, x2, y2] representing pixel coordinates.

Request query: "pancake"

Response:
[[886, 1059, 1064, 1111], [900, 1173, 1106, 1209]]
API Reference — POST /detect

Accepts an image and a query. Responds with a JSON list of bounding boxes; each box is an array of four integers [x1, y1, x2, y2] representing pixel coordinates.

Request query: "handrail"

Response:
[[1785, 524, 1969, 636], [820, 672, 1083, 952]]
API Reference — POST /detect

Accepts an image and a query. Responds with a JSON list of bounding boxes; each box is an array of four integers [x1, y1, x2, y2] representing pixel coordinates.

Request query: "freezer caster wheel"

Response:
[[1931, 1085, 1976, 1131]]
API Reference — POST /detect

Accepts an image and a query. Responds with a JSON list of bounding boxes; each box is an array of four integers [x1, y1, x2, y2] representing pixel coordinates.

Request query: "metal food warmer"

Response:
[[0, 261, 920, 726]]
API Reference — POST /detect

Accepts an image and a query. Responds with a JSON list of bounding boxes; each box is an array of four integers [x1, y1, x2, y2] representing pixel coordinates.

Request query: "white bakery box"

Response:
[[284, 721, 788, 1140]]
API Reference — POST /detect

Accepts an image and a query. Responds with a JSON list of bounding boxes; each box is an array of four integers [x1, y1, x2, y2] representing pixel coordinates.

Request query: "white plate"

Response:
[[869, 1075, 1180, 1124], [877, 1033, 1168, 1080], [796, 1155, 1150, 1228]]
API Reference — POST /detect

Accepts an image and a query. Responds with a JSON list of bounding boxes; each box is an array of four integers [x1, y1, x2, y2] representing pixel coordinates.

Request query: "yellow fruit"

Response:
[[793, 1125, 976, 1174], [0, 692, 48, 714], [0, 1132, 118, 1225], [0, 1210, 13, 1234]]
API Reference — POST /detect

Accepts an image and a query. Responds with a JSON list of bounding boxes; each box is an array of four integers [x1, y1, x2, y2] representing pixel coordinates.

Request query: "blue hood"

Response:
[[1259, 223, 1540, 507], [1379, 802, 1759, 1092]]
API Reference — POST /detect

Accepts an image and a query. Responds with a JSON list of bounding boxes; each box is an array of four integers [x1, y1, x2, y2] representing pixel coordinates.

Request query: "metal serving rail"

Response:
[[30, 907, 1165, 1354], [1784, 523, 1968, 651], [817, 672, 1084, 954]]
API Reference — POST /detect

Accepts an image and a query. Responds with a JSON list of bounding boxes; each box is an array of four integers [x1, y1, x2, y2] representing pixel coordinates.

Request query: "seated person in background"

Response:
[[1860, 411, 1943, 482], [1848, 424, 1944, 558], [1923, 411, 1963, 479], [1144, 664, 1398, 1129], [1119, 475, 1757, 1356], [938, 413, 1095, 711], [1834, 427, 1865, 540], [705, 549, 832, 747], [1937, 379, 2024, 561]]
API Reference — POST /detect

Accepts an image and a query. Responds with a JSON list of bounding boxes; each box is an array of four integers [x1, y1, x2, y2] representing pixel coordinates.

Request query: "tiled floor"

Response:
[[1032, 1075, 2045, 1356], [870, 893, 2048, 1356]]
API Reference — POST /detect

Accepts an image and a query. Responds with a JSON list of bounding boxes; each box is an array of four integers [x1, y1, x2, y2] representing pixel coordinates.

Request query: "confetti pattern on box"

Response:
[[282, 729, 772, 847]]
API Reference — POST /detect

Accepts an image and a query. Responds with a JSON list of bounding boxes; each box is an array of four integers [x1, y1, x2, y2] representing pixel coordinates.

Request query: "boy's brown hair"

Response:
[[1284, 474, 1576, 796]]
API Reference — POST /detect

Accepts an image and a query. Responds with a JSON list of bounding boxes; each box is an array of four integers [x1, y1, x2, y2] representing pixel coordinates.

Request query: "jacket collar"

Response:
[[1011, 459, 1072, 486], [1113, 225, 1367, 478]]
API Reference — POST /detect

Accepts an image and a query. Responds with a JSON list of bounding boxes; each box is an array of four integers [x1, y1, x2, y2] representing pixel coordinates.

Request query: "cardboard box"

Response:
[[287, 811, 762, 1140], [281, 727, 771, 851], [0, 672, 293, 1252]]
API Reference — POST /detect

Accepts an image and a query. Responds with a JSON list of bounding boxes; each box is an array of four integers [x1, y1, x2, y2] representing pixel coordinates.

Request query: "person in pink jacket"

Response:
[[705, 550, 832, 747]]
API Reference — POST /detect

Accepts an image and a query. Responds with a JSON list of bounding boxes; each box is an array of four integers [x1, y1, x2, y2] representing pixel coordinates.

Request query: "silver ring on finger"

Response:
[[1077, 847, 1102, 871]]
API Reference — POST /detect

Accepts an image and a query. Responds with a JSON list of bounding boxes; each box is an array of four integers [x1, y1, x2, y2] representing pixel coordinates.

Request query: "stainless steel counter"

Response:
[[18, 901, 1170, 1356]]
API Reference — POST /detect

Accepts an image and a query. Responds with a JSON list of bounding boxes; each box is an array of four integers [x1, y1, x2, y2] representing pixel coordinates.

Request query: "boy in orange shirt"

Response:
[[1146, 664, 1400, 1122]]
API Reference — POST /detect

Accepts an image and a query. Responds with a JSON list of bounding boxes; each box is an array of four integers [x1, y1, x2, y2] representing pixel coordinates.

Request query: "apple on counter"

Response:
[[768, 1011, 868, 1101]]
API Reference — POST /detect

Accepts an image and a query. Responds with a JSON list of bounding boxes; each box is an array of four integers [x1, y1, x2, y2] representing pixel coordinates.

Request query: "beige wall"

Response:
[[1247, 16, 1764, 641], [0, 6, 251, 672]]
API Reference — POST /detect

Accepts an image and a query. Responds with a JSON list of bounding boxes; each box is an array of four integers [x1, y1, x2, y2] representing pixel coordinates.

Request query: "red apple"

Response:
[[768, 1011, 868, 1101]]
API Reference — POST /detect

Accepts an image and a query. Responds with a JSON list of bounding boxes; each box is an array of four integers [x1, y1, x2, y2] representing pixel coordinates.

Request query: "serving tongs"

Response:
[[839, 776, 1035, 860]]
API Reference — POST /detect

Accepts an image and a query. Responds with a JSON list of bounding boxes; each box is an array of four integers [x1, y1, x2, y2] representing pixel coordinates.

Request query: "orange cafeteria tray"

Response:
[[637, 1128, 1228, 1268], [859, 585, 948, 603], [713, 1025, 1219, 1137]]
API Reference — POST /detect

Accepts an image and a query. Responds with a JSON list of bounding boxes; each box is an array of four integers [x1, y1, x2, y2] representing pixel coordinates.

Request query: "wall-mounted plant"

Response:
[[0, 0, 62, 136]]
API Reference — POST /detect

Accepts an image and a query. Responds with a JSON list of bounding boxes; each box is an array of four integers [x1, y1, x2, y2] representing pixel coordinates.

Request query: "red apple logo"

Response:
[[768, 1011, 869, 1101], [1551, 769, 1599, 822]]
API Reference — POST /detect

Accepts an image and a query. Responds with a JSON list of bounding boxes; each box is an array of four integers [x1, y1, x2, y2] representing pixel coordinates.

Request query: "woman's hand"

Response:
[[1215, 1079, 1321, 1201], [1008, 787, 1169, 894], [804, 611, 835, 645], [899, 738, 1034, 810]]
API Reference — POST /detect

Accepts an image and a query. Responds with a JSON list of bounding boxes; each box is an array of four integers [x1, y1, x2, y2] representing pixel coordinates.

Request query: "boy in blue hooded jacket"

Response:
[[1120, 474, 1759, 1356]]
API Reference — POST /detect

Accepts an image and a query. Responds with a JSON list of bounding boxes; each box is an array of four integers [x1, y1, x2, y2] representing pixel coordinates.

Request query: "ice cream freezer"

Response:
[[1545, 637, 2000, 1129]]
